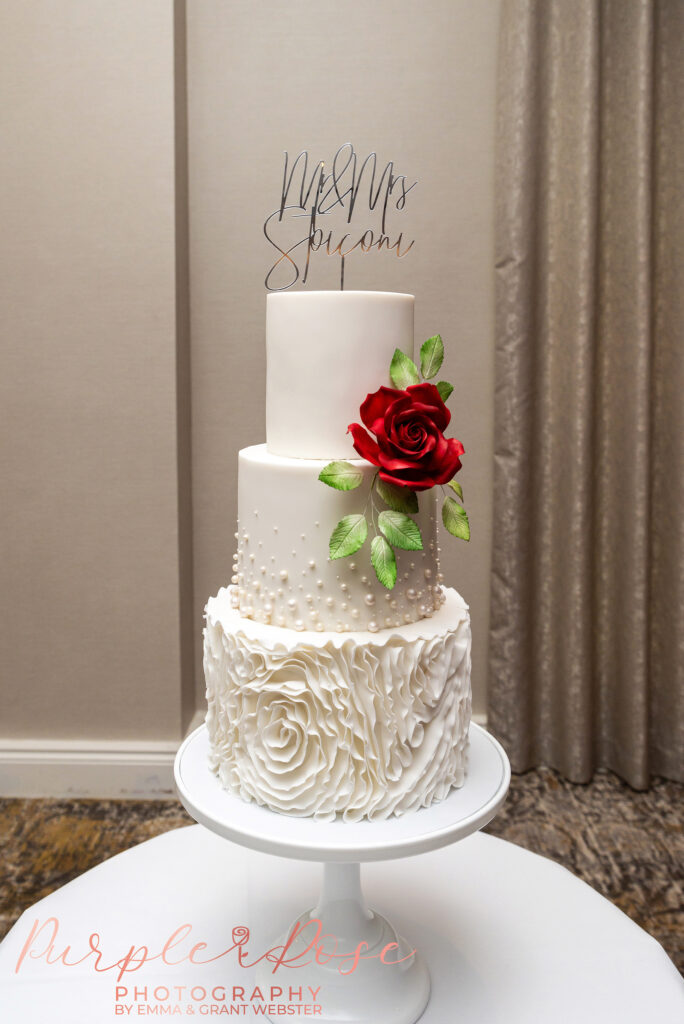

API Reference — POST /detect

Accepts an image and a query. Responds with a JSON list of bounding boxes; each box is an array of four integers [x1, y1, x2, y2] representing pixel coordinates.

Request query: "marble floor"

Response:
[[1, 767, 682, 974]]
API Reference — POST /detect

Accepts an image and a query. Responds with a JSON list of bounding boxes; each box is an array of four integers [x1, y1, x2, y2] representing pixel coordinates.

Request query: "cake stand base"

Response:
[[256, 861, 430, 1024], [175, 723, 510, 1024]]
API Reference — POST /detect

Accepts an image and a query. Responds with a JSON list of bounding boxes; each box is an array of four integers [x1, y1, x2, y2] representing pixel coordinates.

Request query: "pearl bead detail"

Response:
[[368, 621, 379, 633], [364, 594, 375, 606], [279, 570, 288, 581]]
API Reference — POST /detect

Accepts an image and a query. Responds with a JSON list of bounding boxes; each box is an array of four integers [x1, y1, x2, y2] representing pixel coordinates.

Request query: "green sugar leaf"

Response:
[[378, 510, 423, 551], [436, 380, 454, 402], [420, 335, 444, 379], [442, 497, 470, 541], [318, 461, 364, 491], [389, 348, 420, 389], [447, 479, 464, 501], [376, 477, 419, 514], [329, 514, 368, 560], [371, 535, 397, 590]]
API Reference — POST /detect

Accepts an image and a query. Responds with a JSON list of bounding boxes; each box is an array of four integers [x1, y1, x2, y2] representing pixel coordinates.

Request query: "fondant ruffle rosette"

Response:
[[204, 586, 471, 821]]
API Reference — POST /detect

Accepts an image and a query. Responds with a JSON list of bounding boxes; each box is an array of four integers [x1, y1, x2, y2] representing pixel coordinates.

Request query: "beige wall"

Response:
[[0, 0, 499, 762], [186, 0, 500, 714], [0, 1, 193, 742]]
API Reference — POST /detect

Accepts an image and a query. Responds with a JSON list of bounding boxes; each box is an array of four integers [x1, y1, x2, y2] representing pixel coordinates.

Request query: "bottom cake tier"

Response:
[[204, 587, 471, 821]]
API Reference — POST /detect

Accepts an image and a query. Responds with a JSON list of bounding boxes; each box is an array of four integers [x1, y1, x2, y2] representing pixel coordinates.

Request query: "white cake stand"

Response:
[[174, 723, 510, 1024]]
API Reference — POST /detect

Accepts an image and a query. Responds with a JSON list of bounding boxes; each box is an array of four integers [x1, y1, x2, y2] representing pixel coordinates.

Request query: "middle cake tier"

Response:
[[232, 444, 443, 633]]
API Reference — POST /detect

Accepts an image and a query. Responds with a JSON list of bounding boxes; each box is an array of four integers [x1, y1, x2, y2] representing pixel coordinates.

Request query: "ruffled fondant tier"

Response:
[[204, 587, 471, 821]]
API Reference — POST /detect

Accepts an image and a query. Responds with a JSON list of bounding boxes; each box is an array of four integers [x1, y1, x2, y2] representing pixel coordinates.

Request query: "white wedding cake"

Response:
[[204, 291, 472, 820]]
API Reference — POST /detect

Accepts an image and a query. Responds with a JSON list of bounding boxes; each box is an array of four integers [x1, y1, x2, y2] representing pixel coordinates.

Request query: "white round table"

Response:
[[0, 823, 681, 1022]]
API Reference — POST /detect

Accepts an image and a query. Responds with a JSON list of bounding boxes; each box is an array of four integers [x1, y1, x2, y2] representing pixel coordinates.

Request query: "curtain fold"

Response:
[[489, 0, 684, 787]]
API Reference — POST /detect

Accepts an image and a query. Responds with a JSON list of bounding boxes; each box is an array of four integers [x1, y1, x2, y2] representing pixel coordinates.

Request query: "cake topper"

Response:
[[263, 143, 417, 292]]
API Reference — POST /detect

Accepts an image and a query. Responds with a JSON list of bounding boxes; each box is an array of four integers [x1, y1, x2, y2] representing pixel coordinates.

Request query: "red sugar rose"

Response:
[[348, 382, 464, 491]]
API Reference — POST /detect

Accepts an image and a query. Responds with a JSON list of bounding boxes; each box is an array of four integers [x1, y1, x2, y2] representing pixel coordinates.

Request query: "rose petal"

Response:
[[405, 383, 451, 430], [348, 422, 381, 465], [360, 387, 405, 433], [378, 468, 435, 491]]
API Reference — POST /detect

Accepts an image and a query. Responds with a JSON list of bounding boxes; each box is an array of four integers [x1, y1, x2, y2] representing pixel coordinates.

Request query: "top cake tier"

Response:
[[266, 291, 414, 459]]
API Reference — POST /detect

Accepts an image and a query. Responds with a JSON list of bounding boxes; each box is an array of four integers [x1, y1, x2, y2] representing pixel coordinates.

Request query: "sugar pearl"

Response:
[[260, 565, 266, 574], [368, 621, 379, 633], [316, 579, 324, 588], [341, 602, 348, 612], [361, 576, 368, 585], [305, 594, 314, 604], [364, 594, 375, 606], [277, 588, 284, 597], [351, 608, 360, 619], [287, 598, 297, 609], [279, 569, 288, 581], [349, 562, 356, 570], [390, 599, 398, 609], [326, 596, 335, 608], [295, 620, 304, 631], [316, 622, 324, 632], [407, 588, 417, 601], [231, 575, 239, 584], [308, 559, 316, 570], [277, 615, 286, 627], [424, 568, 432, 579]]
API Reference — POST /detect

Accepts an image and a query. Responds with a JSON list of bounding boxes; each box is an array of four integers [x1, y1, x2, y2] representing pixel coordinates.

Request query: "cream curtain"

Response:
[[488, 0, 684, 786]]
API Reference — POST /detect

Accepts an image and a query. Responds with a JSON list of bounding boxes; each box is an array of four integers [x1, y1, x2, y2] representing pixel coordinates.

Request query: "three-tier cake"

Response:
[[203, 291, 472, 821]]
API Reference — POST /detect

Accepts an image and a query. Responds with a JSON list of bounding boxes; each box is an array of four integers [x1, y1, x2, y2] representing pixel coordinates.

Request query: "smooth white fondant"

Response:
[[266, 291, 414, 459], [204, 586, 471, 821], [233, 444, 442, 632]]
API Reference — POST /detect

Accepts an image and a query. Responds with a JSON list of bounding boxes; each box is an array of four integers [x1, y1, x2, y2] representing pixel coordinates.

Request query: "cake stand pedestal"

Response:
[[174, 723, 510, 1024]]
